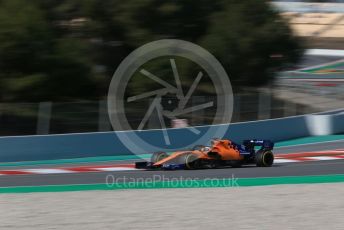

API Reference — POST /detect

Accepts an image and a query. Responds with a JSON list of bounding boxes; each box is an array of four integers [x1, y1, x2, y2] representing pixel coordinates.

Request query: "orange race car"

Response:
[[135, 139, 274, 170]]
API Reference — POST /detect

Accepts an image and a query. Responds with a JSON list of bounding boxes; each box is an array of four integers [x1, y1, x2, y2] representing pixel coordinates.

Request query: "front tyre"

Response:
[[151, 152, 169, 163], [255, 150, 274, 167]]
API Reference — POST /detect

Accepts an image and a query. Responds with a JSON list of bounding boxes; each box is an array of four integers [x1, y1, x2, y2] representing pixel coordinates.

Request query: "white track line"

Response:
[[274, 155, 344, 164], [274, 159, 300, 163], [93, 167, 139, 172], [21, 169, 75, 174], [307, 156, 342, 161], [305, 49, 344, 57]]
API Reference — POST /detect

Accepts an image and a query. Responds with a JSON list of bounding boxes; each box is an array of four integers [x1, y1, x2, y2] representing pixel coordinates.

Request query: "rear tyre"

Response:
[[255, 150, 274, 167], [151, 152, 169, 163], [179, 152, 201, 169]]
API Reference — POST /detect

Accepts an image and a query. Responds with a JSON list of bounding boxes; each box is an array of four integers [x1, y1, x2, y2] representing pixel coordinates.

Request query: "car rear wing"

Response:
[[242, 140, 274, 151]]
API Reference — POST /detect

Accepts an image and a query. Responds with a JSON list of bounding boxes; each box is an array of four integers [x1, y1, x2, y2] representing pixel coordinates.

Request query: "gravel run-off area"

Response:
[[1, 183, 343, 230]]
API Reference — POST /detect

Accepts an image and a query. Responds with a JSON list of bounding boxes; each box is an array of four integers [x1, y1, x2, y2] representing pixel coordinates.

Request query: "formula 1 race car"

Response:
[[135, 139, 274, 170]]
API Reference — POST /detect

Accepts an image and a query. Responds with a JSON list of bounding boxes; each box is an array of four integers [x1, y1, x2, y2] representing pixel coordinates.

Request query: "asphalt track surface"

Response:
[[1, 140, 344, 187]]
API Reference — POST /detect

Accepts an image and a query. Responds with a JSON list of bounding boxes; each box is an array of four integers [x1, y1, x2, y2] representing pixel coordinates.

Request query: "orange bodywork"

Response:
[[153, 139, 244, 166]]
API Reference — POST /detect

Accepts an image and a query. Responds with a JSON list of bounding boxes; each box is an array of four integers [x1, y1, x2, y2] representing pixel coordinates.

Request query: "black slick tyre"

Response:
[[255, 150, 274, 167], [151, 152, 169, 163]]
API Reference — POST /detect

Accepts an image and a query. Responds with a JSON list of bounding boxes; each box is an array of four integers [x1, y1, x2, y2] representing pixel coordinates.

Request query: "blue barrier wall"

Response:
[[333, 113, 344, 134], [0, 115, 312, 162]]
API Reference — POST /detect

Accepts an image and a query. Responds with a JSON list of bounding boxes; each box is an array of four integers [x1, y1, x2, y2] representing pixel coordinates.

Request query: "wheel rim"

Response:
[[156, 154, 167, 162]]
